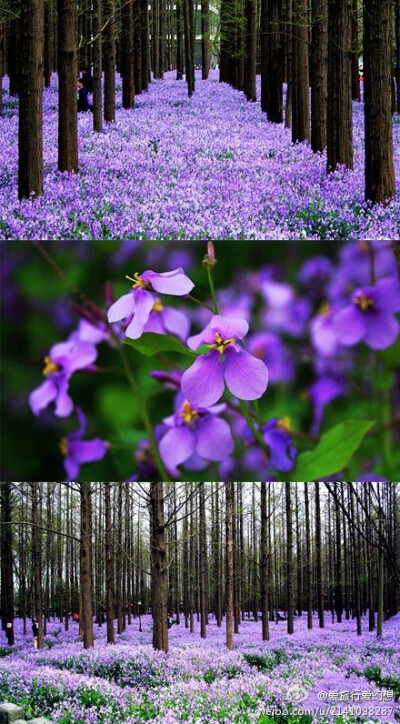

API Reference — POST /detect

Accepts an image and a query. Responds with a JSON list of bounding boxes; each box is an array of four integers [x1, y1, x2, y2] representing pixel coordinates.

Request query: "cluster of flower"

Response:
[[28, 242, 400, 481]]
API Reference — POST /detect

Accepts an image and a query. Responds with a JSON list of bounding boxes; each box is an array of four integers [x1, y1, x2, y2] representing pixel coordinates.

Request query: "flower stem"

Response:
[[116, 341, 171, 481], [206, 267, 219, 315], [238, 399, 269, 457]]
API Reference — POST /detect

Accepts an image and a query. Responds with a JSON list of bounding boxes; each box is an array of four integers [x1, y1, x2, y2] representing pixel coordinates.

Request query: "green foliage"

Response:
[[0, 647, 14, 657], [293, 419, 375, 481], [125, 332, 197, 358], [244, 648, 290, 672], [364, 665, 400, 698]]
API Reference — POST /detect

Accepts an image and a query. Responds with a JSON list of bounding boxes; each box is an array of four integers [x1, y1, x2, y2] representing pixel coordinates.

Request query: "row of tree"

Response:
[[0, 0, 398, 206], [1, 483, 399, 653]]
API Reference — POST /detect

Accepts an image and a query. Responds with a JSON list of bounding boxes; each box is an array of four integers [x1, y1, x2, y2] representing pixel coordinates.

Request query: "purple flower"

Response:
[[107, 268, 194, 340], [181, 315, 269, 407], [247, 331, 294, 383], [159, 396, 234, 473], [29, 338, 98, 418], [142, 299, 190, 341], [307, 375, 346, 434], [333, 277, 400, 350], [310, 304, 340, 357], [262, 417, 297, 472], [60, 409, 108, 480]]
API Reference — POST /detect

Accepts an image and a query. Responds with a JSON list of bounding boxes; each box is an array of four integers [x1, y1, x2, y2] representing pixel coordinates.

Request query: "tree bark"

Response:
[[57, 0, 78, 173], [292, 0, 310, 142], [327, 0, 353, 171], [92, 0, 102, 131], [310, 0, 328, 151], [286, 483, 294, 634], [315, 482, 325, 628], [150, 483, 168, 652], [80, 483, 94, 649], [225, 482, 234, 650], [261, 482, 270, 640], [18, 0, 44, 199], [1, 483, 14, 645], [364, 0, 395, 203]]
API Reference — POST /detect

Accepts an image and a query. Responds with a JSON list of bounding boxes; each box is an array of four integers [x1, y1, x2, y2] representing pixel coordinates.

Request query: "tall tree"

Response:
[[327, 0, 353, 171], [225, 482, 234, 650], [291, 0, 310, 142], [286, 483, 294, 634], [18, 0, 44, 199], [150, 483, 168, 652], [201, 0, 210, 79], [310, 0, 328, 151], [1, 483, 14, 645], [104, 0, 116, 122], [364, 0, 395, 203], [243, 0, 256, 101], [260, 482, 270, 641], [80, 483, 94, 649], [92, 0, 103, 131], [58, 0, 78, 173]]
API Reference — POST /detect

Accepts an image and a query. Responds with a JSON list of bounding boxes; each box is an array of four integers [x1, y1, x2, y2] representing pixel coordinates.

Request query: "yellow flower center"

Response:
[[43, 356, 61, 376], [59, 437, 69, 456], [208, 331, 235, 356], [276, 416, 292, 432], [354, 292, 375, 313], [152, 299, 164, 312], [179, 401, 199, 426], [126, 273, 152, 290]]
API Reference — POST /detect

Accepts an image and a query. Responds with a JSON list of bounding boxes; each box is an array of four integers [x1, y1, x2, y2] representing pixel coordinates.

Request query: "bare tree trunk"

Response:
[[350, 0, 360, 100], [310, 0, 328, 151], [57, 0, 78, 173], [80, 483, 94, 649], [327, 0, 353, 171], [18, 0, 44, 199], [201, 0, 210, 79], [150, 483, 168, 652], [364, 0, 395, 203], [261, 482, 270, 640], [225, 482, 234, 650], [243, 0, 256, 100], [315, 482, 324, 628], [105, 483, 115, 644], [92, 0, 102, 131], [1, 483, 14, 645], [32, 483, 44, 649], [292, 0, 310, 142], [286, 483, 294, 634], [199, 483, 208, 639], [304, 483, 313, 629]]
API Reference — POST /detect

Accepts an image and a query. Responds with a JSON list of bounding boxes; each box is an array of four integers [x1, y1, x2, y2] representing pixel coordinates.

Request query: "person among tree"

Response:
[[80, 67, 93, 93], [77, 80, 90, 113], [73, 612, 80, 622], [6, 622, 13, 646], [167, 616, 177, 629], [32, 619, 39, 647]]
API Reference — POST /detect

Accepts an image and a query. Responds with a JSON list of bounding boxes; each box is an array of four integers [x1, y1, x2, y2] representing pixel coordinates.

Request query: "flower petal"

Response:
[[333, 305, 366, 346], [68, 439, 108, 464], [54, 377, 74, 418], [210, 315, 249, 340], [159, 426, 196, 468], [29, 379, 57, 416], [196, 416, 234, 461], [364, 310, 399, 350], [125, 290, 155, 339], [161, 307, 190, 341], [143, 268, 194, 295], [181, 352, 225, 407], [224, 348, 269, 400], [107, 292, 135, 323], [64, 456, 80, 480], [375, 277, 400, 313]]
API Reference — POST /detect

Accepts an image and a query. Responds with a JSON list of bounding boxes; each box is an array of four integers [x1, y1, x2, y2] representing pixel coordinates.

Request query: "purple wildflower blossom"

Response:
[[262, 417, 297, 471], [29, 338, 98, 418], [333, 277, 400, 350], [60, 409, 108, 480], [159, 396, 234, 472], [142, 298, 190, 341], [181, 315, 269, 407], [107, 268, 194, 339]]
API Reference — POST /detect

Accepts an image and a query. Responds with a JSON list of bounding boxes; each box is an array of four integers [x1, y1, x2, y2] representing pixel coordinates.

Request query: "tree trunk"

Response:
[[304, 483, 313, 629], [80, 483, 94, 649], [199, 483, 208, 639], [32, 483, 44, 649], [1, 483, 14, 645], [92, 0, 102, 131], [267, 0, 283, 121], [310, 0, 328, 151], [122, 0, 135, 107], [286, 483, 294, 634], [292, 0, 310, 142], [225, 482, 234, 650], [243, 0, 256, 100], [350, 0, 360, 100], [201, 0, 210, 79], [150, 483, 168, 652], [44, 0, 53, 88], [134, 0, 143, 94], [327, 0, 353, 171], [261, 482, 270, 640], [183, 0, 195, 95], [105, 483, 115, 644], [364, 0, 395, 203], [315, 482, 324, 628], [104, 0, 116, 122], [57, 0, 78, 173], [18, 0, 44, 200]]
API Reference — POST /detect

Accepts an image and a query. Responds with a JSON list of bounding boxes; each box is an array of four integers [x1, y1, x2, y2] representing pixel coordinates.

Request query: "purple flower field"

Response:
[[0, 614, 399, 723], [1, 72, 400, 240]]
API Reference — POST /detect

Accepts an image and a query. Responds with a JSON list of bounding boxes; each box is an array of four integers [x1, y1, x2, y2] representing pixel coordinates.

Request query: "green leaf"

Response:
[[293, 419, 376, 481], [124, 333, 197, 357]]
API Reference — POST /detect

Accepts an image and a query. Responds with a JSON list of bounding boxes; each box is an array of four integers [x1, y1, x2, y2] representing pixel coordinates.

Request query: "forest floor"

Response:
[[1, 71, 400, 240], [0, 612, 399, 723]]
